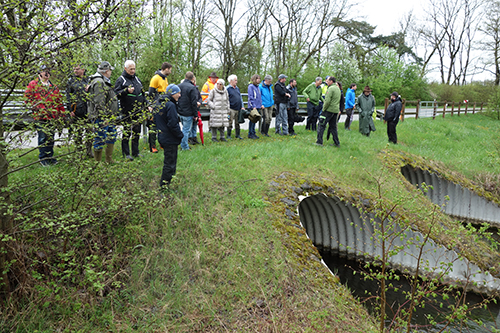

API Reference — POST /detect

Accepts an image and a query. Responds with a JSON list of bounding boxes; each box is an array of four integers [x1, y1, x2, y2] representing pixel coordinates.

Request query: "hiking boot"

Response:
[[124, 155, 134, 161], [212, 138, 219, 142], [314, 142, 323, 147], [220, 137, 227, 142]]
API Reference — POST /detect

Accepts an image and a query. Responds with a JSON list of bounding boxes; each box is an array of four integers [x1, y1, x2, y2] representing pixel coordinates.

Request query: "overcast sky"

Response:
[[360, 0, 424, 35]]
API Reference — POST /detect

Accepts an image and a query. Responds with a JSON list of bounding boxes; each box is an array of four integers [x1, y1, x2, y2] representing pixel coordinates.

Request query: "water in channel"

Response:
[[320, 251, 500, 332]]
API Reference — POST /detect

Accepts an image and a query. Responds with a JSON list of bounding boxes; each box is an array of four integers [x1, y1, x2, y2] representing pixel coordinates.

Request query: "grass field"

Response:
[[3, 113, 500, 332]]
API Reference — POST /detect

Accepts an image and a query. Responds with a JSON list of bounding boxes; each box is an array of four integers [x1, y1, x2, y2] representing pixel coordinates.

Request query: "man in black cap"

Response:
[[274, 74, 290, 135], [383, 92, 402, 144]]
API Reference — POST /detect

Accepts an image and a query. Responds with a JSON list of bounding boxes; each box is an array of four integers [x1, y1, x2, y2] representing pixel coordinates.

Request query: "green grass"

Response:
[[4, 113, 500, 332]]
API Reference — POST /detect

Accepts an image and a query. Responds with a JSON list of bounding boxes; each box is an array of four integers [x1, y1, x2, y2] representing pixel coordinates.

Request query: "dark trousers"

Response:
[[37, 124, 55, 161], [160, 144, 178, 188], [344, 108, 353, 129], [387, 120, 398, 144], [122, 120, 141, 157], [317, 111, 339, 146], [287, 108, 296, 134], [306, 101, 321, 130], [147, 119, 157, 151]]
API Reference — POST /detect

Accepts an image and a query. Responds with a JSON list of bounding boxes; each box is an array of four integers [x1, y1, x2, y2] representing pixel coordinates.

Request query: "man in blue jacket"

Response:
[[154, 84, 184, 189], [259, 75, 274, 136], [344, 83, 356, 130]]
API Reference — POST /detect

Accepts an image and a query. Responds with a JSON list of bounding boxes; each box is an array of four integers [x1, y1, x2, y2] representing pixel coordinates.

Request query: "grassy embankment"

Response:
[[3, 112, 500, 332]]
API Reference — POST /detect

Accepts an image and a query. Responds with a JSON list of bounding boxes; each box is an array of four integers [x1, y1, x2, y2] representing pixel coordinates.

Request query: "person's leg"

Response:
[[311, 104, 321, 131], [280, 103, 288, 135], [218, 127, 226, 141], [306, 101, 314, 130], [37, 124, 55, 163], [387, 121, 397, 144], [228, 109, 236, 138], [180, 116, 192, 150], [344, 108, 352, 130], [131, 123, 141, 157], [287, 108, 295, 135], [121, 119, 132, 157], [330, 113, 340, 146], [147, 119, 158, 152], [211, 128, 218, 141], [316, 112, 329, 145], [160, 144, 178, 189], [235, 110, 242, 139]]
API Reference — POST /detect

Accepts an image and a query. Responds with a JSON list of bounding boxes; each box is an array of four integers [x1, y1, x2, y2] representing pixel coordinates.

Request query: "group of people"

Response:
[[24, 60, 402, 189]]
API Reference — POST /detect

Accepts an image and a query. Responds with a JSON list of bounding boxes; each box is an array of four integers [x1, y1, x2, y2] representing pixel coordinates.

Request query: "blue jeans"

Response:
[[275, 103, 288, 135], [179, 115, 193, 150], [248, 120, 256, 137], [189, 118, 197, 139], [93, 119, 117, 150], [37, 124, 54, 160]]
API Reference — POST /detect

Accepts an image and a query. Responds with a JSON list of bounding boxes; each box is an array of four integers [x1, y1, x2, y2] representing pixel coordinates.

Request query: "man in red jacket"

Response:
[[24, 65, 66, 166]]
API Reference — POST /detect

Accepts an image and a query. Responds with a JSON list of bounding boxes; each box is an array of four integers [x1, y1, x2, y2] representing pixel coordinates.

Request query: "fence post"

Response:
[[451, 101, 455, 116], [481, 102, 484, 112], [433, 99, 437, 119], [458, 103, 461, 116], [443, 101, 446, 118], [401, 99, 406, 122], [473, 102, 476, 114], [416, 99, 420, 119], [465, 102, 468, 115]]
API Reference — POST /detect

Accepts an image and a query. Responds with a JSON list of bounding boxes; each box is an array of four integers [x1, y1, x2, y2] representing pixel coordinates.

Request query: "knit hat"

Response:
[[166, 84, 181, 95], [98, 61, 114, 71]]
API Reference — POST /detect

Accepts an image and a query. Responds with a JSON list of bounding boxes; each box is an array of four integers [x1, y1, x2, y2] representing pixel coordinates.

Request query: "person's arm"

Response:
[[247, 86, 254, 109], [114, 77, 128, 97], [303, 84, 311, 101], [394, 102, 402, 121], [323, 87, 332, 111], [166, 103, 184, 139]]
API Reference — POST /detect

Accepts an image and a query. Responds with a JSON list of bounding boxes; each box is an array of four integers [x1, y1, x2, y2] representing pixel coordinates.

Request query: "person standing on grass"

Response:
[[187, 76, 203, 146], [343, 83, 357, 130], [207, 79, 230, 142], [148, 62, 172, 153], [154, 84, 183, 189], [247, 74, 263, 139], [259, 75, 274, 136], [286, 78, 299, 136], [356, 86, 376, 137], [384, 92, 402, 144], [274, 74, 291, 135], [114, 60, 146, 161], [25, 65, 66, 166], [177, 71, 199, 151], [303, 77, 323, 131], [315, 76, 340, 147], [226, 74, 245, 140], [87, 61, 119, 163], [66, 64, 93, 158]]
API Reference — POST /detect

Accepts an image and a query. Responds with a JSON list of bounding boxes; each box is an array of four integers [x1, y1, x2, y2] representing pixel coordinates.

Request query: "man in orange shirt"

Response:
[[201, 71, 218, 101]]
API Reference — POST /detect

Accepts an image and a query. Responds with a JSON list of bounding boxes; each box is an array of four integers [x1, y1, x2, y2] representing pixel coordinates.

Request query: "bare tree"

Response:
[[266, 0, 352, 78], [415, 0, 483, 84], [480, 0, 500, 85]]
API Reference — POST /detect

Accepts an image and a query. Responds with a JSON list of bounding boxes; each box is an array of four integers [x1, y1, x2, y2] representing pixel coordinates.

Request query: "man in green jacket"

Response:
[[315, 76, 340, 147], [303, 77, 323, 131], [356, 86, 376, 136]]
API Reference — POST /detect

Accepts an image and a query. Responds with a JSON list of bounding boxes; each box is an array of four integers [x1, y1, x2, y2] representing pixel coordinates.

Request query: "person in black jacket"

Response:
[[177, 71, 199, 151], [274, 74, 291, 135], [383, 92, 402, 144], [286, 78, 299, 136], [66, 64, 93, 158], [154, 84, 183, 189], [114, 60, 146, 161]]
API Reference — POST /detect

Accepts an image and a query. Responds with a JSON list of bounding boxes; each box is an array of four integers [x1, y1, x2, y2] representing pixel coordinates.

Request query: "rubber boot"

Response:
[[227, 129, 232, 139], [94, 149, 103, 162], [264, 123, 270, 137], [105, 143, 114, 164], [235, 128, 243, 139]]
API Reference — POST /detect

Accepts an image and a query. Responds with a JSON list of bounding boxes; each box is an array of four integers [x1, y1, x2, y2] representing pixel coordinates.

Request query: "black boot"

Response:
[[227, 129, 232, 139], [263, 123, 270, 137], [235, 128, 243, 139]]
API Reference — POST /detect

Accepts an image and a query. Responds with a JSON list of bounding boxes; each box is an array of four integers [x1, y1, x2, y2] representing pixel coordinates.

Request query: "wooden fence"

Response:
[[382, 98, 486, 122]]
